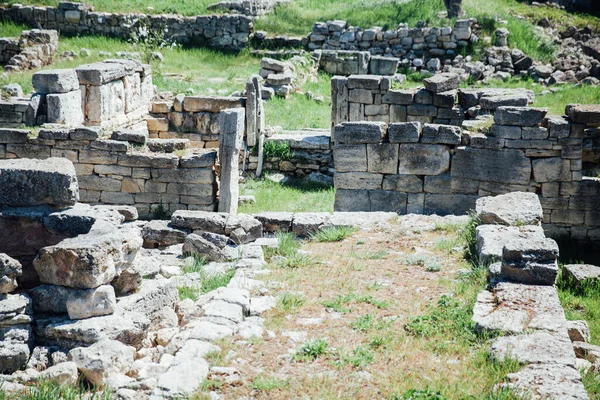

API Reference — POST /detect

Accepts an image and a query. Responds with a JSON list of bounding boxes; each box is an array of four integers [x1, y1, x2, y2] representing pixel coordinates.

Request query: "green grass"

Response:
[[238, 178, 335, 214], [352, 248, 389, 260], [336, 344, 375, 368], [0, 380, 111, 400], [322, 292, 390, 314], [310, 225, 358, 243], [4, 0, 217, 16], [351, 313, 391, 332], [293, 338, 329, 361], [277, 292, 306, 312], [0, 20, 26, 37], [275, 252, 315, 269], [263, 141, 293, 160], [265, 231, 300, 260], [251, 375, 290, 391], [178, 259, 235, 300]]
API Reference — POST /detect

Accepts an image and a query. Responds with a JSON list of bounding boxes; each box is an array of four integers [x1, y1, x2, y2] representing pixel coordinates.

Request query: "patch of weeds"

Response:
[[263, 140, 293, 161], [178, 285, 199, 301], [434, 237, 460, 253], [391, 389, 447, 399], [150, 203, 169, 220], [0, 379, 112, 400], [183, 254, 208, 274], [251, 375, 290, 391], [200, 268, 235, 294], [200, 378, 224, 391], [322, 293, 389, 314], [277, 292, 306, 313], [459, 211, 480, 266], [369, 334, 393, 350], [350, 313, 391, 332], [351, 262, 365, 271], [432, 221, 464, 233], [265, 231, 300, 260], [425, 261, 442, 272], [336, 344, 374, 368], [366, 281, 383, 291], [404, 254, 429, 266], [353, 248, 388, 260], [276, 253, 315, 269], [310, 225, 358, 243], [293, 338, 329, 361]]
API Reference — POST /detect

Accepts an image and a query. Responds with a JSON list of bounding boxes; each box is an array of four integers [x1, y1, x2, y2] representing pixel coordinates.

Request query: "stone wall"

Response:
[[0, 98, 29, 126], [0, 1, 253, 51], [315, 50, 399, 76], [332, 102, 600, 243], [308, 20, 474, 60], [0, 29, 58, 72], [0, 127, 218, 218]]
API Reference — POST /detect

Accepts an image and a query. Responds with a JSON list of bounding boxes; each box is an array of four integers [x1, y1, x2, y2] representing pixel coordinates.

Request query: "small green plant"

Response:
[[251, 375, 290, 391], [178, 285, 199, 301], [322, 293, 389, 314], [263, 140, 293, 161], [350, 313, 391, 332], [310, 225, 358, 243], [183, 254, 208, 274], [434, 237, 460, 253], [150, 203, 169, 220], [425, 261, 442, 272], [265, 231, 299, 260], [276, 253, 315, 269], [293, 338, 329, 361], [277, 292, 306, 313], [392, 389, 447, 400], [353, 248, 389, 260], [404, 254, 429, 266], [0, 379, 112, 400], [200, 268, 236, 294], [200, 378, 224, 391], [336, 344, 374, 368]]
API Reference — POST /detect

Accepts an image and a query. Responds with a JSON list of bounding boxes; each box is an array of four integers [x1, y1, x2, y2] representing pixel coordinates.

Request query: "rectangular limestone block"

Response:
[[0, 158, 79, 207], [398, 144, 450, 176], [334, 189, 370, 212], [424, 194, 478, 216], [123, 73, 142, 113], [147, 117, 169, 132], [349, 89, 374, 104], [84, 80, 125, 123], [421, 124, 461, 145], [389, 122, 421, 143], [347, 75, 381, 90], [183, 96, 244, 113], [369, 56, 399, 76], [369, 190, 407, 213], [334, 172, 383, 190], [32, 69, 79, 94], [382, 174, 423, 193], [532, 158, 572, 183], [423, 73, 460, 93], [76, 62, 129, 86], [335, 122, 387, 144], [366, 143, 399, 174], [451, 147, 532, 185], [567, 104, 600, 126], [47, 90, 84, 126], [494, 107, 548, 127], [432, 90, 457, 108], [333, 144, 367, 172]]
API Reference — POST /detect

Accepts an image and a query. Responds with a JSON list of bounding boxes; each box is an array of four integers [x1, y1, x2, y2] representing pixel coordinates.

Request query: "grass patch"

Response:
[[293, 338, 329, 361], [352, 248, 388, 260], [350, 313, 392, 332], [178, 260, 235, 300], [263, 141, 293, 161], [0, 379, 111, 400], [336, 344, 375, 368], [277, 292, 306, 313], [322, 292, 389, 314], [310, 225, 358, 243], [251, 375, 290, 391], [276, 253, 315, 269], [265, 231, 300, 260], [238, 178, 335, 214]]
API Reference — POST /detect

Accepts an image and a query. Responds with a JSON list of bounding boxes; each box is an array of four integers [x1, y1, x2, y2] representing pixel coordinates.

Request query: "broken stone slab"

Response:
[[76, 62, 129, 86], [0, 334, 31, 374], [0, 254, 22, 294], [117, 278, 178, 320], [225, 214, 263, 244], [0, 293, 32, 326], [171, 211, 228, 234], [66, 285, 116, 320], [292, 213, 331, 236], [250, 296, 276, 317], [562, 264, 600, 289], [567, 321, 591, 343], [494, 106, 548, 127], [111, 129, 148, 144], [501, 364, 588, 400], [43, 203, 125, 236], [188, 319, 234, 342], [179, 150, 218, 168], [142, 220, 188, 248], [254, 212, 293, 232], [182, 234, 228, 262], [203, 300, 244, 324], [388, 122, 421, 143], [479, 95, 529, 110], [261, 57, 289, 72], [573, 341, 600, 363], [68, 339, 135, 387], [154, 355, 209, 397], [32, 69, 79, 94], [567, 104, 600, 126], [0, 158, 79, 207], [473, 282, 567, 335], [421, 124, 461, 145], [34, 311, 150, 350], [490, 331, 576, 367], [423, 73, 460, 93], [501, 235, 560, 285], [476, 192, 543, 226], [476, 224, 545, 266], [147, 139, 189, 153]]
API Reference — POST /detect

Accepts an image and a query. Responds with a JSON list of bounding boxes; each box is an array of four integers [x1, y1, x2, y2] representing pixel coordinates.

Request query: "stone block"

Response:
[[0, 158, 78, 207], [84, 81, 125, 124], [423, 73, 460, 93], [334, 189, 370, 212], [369, 56, 399, 75], [382, 90, 414, 105], [476, 192, 543, 226], [32, 69, 79, 94], [111, 129, 148, 144], [347, 75, 381, 90], [421, 124, 461, 145], [494, 106, 548, 127], [546, 117, 570, 139], [567, 104, 600, 126], [533, 158, 572, 183], [489, 125, 521, 139], [366, 143, 399, 174], [480, 95, 529, 110], [451, 147, 531, 185], [0, 129, 29, 144], [501, 236, 559, 285], [334, 172, 383, 190], [76, 62, 129, 86], [407, 104, 438, 117], [333, 144, 367, 172], [0, 254, 21, 295], [66, 285, 116, 320], [47, 90, 84, 125], [424, 194, 478, 215], [382, 174, 423, 193], [369, 190, 407, 213], [349, 89, 374, 104], [389, 122, 421, 143], [183, 96, 244, 113], [398, 144, 450, 175], [334, 122, 387, 144], [433, 90, 456, 108]]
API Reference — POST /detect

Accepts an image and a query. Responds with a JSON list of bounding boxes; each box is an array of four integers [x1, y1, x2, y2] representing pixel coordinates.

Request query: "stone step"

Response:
[[111, 128, 148, 144], [266, 129, 331, 150], [147, 138, 190, 153]]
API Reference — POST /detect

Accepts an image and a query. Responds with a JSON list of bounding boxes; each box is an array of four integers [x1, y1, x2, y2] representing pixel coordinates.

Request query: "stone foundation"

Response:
[[0, 29, 58, 72]]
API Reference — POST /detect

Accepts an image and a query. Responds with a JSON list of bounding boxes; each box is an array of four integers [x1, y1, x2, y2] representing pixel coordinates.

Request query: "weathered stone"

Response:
[[491, 331, 576, 366], [76, 62, 129, 86], [567, 320, 591, 343], [476, 225, 545, 266], [0, 158, 78, 207], [29, 284, 72, 314], [117, 278, 177, 319], [398, 144, 449, 175], [154, 354, 209, 397], [66, 285, 116, 320], [142, 220, 187, 248], [225, 214, 263, 244], [334, 172, 383, 190], [32, 69, 79, 94], [335, 122, 387, 144], [502, 364, 588, 400], [476, 192, 543, 226], [68, 339, 135, 387], [170, 211, 228, 234], [451, 147, 532, 185], [533, 157, 572, 182], [423, 194, 477, 215], [38, 361, 78, 385], [562, 264, 600, 288], [480, 95, 529, 110], [369, 56, 399, 75], [382, 174, 423, 193], [0, 254, 22, 294], [46, 90, 84, 126], [494, 106, 547, 127], [501, 236, 559, 285], [179, 150, 217, 168], [111, 129, 148, 144], [388, 122, 421, 143], [182, 234, 228, 261], [421, 124, 461, 145], [254, 212, 293, 232], [567, 104, 600, 126], [366, 143, 399, 174], [183, 96, 244, 113], [334, 144, 367, 172], [292, 213, 330, 236], [423, 73, 460, 93]]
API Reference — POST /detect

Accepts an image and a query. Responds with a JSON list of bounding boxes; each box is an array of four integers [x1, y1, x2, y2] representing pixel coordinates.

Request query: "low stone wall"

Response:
[[331, 74, 534, 135], [332, 103, 600, 243], [207, 0, 289, 16], [308, 20, 474, 60], [315, 50, 399, 76], [0, 29, 58, 72], [0, 98, 28, 126], [0, 1, 253, 51], [0, 127, 218, 218]]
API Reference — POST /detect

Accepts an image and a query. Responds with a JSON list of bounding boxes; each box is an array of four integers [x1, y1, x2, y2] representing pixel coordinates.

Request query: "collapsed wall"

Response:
[[0, 1, 252, 51], [331, 74, 600, 243], [0, 29, 58, 72]]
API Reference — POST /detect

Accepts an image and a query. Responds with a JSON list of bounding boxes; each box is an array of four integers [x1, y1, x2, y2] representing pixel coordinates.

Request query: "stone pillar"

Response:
[[245, 74, 264, 147], [256, 134, 265, 177], [218, 108, 245, 214]]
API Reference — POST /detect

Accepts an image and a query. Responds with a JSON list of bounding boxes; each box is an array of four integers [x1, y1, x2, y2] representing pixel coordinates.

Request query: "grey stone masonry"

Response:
[[331, 78, 600, 243], [0, 2, 252, 51], [1, 29, 58, 73]]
